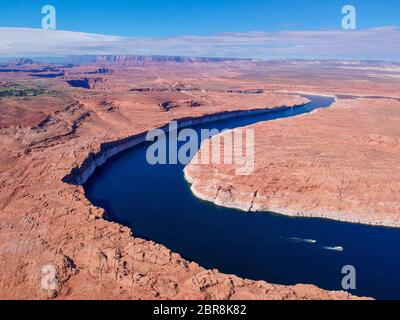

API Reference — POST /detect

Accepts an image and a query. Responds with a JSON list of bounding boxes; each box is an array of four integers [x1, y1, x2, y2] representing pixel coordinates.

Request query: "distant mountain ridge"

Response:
[[3, 55, 400, 68], [93, 55, 252, 65], [8, 58, 35, 66]]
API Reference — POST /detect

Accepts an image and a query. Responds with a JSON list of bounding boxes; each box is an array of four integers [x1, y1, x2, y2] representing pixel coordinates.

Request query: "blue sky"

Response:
[[0, 1, 399, 60], [1, 0, 399, 36]]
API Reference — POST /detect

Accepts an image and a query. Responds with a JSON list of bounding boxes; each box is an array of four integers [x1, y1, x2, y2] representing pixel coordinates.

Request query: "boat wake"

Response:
[[324, 246, 344, 252], [286, 237, 317, 244]]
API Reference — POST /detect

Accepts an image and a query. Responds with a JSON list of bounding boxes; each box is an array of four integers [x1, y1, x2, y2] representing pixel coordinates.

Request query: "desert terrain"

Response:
[[1, 56, 399, 299], [185, 97, 400, 227]]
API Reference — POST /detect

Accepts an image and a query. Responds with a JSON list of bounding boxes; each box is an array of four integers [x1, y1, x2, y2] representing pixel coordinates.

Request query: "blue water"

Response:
[[84, 95, 400, 300]]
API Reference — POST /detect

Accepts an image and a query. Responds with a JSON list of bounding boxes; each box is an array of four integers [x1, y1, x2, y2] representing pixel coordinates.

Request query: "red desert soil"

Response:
[[2, 58, 394, 299], [185, 98, 400, 227]]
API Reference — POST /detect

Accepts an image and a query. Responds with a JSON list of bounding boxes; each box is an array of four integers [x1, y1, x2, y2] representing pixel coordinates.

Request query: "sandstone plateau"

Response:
[[2, 58, 398, 299], [185, 97, 400, 227]]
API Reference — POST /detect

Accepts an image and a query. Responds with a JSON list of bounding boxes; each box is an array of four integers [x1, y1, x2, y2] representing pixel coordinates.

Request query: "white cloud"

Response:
[[0, 27, 399, 61]]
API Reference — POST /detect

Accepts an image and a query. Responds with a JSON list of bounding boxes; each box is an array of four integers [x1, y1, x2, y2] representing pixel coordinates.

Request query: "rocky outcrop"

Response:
[[98, 99, 117, 112], [28, 102, 91, 149], [84, 68, 113, 75], [185, 99, 202, 107], [159, 101, 175, 112], [227, 89, 264, 94]]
